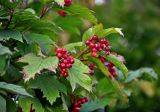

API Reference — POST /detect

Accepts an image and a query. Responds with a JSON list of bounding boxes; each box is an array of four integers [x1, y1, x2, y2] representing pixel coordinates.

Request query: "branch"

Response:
[[76, 47, 90, 58]]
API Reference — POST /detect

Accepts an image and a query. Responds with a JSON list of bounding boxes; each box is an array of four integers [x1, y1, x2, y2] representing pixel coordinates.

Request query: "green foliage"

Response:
[[0, 82, 32, 97], [0, 0, 156, 111], [18, 54, 58, 81], [28, 74, 67, 104], [0, 95, 6, 112], [68, 59, 92, 91]]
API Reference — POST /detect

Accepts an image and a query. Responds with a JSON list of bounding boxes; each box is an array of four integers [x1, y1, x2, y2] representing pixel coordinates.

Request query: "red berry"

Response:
[[84, 97, 89, 102], [70, 58, 75, 64], [61, 48, 67, 54], [99, 38, 105, 44], [105, 51, 110, 55], [56, 53, 62, 58], [63, 54, 68, 59], [89, 70, 94, 75], [99, 56, 105, 63], [56, 48, 62, 53], [100, 44, 105, 49], [92, 52, 97, 57], [64, 0, 72, 6], [58, 10, 67, 17], [74, 107, 80, 112], [92, 35, 98, 40], [89, 64, 94, 70], [105, 46, 110, 51], [60, 63, 66, 68], [92, 48, 97, 52], [105, 40, 109, 46], [66, 63, 72, 68], [89, 43, 96, 48], [85, 40, 90, 46], [63, 72, 69, 78]]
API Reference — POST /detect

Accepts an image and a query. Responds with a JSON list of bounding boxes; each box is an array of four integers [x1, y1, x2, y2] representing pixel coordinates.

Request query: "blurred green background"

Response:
[[91, 0, 160, 112]]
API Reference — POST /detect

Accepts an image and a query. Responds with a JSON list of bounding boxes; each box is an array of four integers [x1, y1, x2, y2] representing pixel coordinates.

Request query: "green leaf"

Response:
[[82, 24, 103, 43], [55, 0, 65, 7], [24, 33, 54, 54], [68, 59, 92, 92], [96, 78, 116, 96], [102, 54, 128, 78], [0, 0, 20, 8], [6, 97, 17, 112], [0, 95, 6, 112], [18, 54, 59, 82], [0, 30, 23, 42], [64, 42, 82, 52], [102, 28, 124, 37], [0, 44, 11, 55], [28, 75, 67, 104], [89, 57, 110, 78], [19, 96, 44, 112], [0, 55, 8, 76], [80, 97, 111, 112], [125, 68, 158, 83], [0, 82, 32, 97], [65, 4, 97, 24]]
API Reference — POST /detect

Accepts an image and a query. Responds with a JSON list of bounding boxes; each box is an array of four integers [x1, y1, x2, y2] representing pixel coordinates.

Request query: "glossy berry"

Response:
[[92, 35, 98, 40], [64, 0, 72, 6], [85, 40, 90, 45], [92, 51, 97, 57], [58, 10, 67, 17]]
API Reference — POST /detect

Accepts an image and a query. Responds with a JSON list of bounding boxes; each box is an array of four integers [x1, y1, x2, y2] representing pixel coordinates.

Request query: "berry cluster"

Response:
[[57, 0, 72, 17], [56, 48, 75, 78], [85, 35, 110, 57], [73, 97, 89, 112], [89, 64, 95, 75], [99, 56, 117, 77]]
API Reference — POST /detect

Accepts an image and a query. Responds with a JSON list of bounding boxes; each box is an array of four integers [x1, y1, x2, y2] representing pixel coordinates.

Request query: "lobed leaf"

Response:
[[28, 75, 67, 104], [18, 54, 58, 82], [68, 59, 92, 92]]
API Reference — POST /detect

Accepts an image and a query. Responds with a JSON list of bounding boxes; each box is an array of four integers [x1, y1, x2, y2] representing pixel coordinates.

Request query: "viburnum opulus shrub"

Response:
[[0, 0, 158, 112]]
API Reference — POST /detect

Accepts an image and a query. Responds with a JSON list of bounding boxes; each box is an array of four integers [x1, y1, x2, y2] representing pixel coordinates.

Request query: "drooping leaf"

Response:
[[68, 59, 92, 92], [82, 24, 103, 43], [0, 95, 6, 112], [0, 82, 32, 97], [18, 54, 58, 81], [125, 68, 158, 83], [19, 96, 44, 112], [102, 54, 128, 78], [102, 28, 124, 37], [64, 42, 82, 52], [55, 0, 65, 7], [65, 4, 97, 24], [28, 75, 67, 104], [24, 33, 54, 54], [0, 30, 23, 42], [0, 44, 11, 55], [80, 97, 111, 112]]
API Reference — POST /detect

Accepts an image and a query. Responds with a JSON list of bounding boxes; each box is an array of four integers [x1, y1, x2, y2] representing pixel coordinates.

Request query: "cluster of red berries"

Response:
[[89, 64, 95, 75], [73, 97, 89, 112], [56, 48, 75, 78], [85, 35, 110, 57], [99, 56, 117, 77], [57, 0, 72, 17]]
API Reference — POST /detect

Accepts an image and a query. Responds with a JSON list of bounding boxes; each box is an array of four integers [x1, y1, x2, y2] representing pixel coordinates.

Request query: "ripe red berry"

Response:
[[99, 38, 106, 44], [92, 52, 97, 57], [74, 107, 80, 112], [84, 97, 89, 102], [92, 35, 98, 40], [57, 10, 67, 17], [105, 46, 110, 51], [60, 63, 66, 68], [55, 48, 62, 53], [63, 72, 69, 78], [105, 51, 110, 55], [85, 40, 90, 45], [70, 58, 75, 64], [89, 43, 96, 48], [92, 48, 97, 52], [56, 53, 62, 58], [64, 0, 72, 6]]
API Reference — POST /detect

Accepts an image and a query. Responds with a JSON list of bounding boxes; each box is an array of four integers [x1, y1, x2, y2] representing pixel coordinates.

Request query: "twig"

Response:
[[76, 47, 90, 58], [5, 9, 14, 29]]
